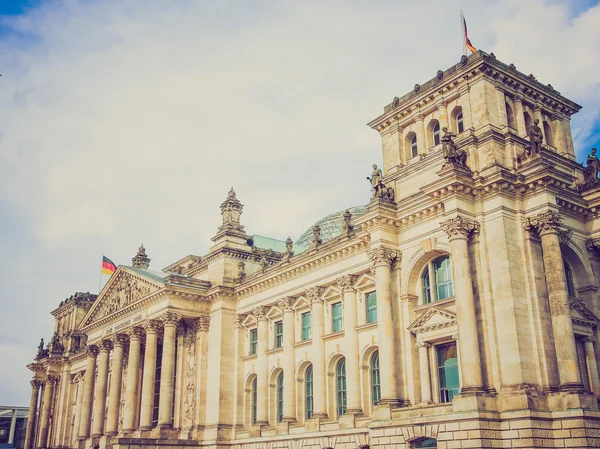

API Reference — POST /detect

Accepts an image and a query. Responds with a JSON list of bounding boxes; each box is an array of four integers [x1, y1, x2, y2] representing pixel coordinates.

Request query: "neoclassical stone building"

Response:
[[25, 51, 600, 449]]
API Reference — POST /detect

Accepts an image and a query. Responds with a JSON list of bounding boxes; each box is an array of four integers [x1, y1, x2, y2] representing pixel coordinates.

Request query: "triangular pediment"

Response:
[[408, 306, 457, 333], [570, 298, 600, 326], [82, 267, 164, 327]]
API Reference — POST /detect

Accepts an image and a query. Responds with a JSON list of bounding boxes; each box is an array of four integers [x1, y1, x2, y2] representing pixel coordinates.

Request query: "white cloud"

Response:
[[1, 0, 599, 404]]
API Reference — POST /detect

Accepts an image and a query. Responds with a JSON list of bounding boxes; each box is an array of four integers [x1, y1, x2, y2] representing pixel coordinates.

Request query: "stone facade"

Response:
[[24, 51, 600, 449]]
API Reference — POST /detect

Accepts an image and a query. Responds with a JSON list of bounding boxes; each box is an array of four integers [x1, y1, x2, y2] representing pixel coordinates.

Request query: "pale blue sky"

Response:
[[1, 0, 600, 405]]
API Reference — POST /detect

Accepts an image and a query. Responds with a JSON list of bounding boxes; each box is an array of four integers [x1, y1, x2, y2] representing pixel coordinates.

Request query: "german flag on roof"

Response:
[[102, 256, 117, 275]]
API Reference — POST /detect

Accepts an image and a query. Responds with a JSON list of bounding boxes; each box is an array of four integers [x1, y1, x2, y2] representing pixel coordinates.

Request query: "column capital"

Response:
[[440, 216, 480, 241], [45, 375, 59, 385], [305, 286, 325, 303], [582, 335, 595, 343], [277, 297, 295, 312], [143, 319, 162, 334], [110, 334, 128, 347], [367, 246, 398, 267], [233, 314, 246, 328], [513, 94, 523, 103], [414, 113, 424, 122], [191, 316, 210, 332], [252, 306, 267, 321], [160, 312, 181, 327], [336, 275, 357, 292], [525, 211, 564, 236], [416, 339, 430, 348], [30, 380, 42, 389], [99, 340, 113, 352], [126, 326, 145, 341], [85, 344, 99, 357]]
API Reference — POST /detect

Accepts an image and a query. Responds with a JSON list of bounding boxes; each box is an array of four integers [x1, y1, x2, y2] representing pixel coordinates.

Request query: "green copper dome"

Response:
[[295, 205, 367, 249]]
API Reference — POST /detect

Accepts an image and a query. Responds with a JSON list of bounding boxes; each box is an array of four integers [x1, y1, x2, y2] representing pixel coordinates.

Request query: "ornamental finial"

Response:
[[132, 244, 151, 269], [219, 187, 245, 234]]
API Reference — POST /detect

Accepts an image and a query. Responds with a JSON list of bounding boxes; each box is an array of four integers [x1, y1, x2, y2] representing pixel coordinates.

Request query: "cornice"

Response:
[[234, 235, 371, 299]]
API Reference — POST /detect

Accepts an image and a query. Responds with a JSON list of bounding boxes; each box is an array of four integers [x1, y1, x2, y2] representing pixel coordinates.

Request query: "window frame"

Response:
[[301, 312, 312, 341], [251, 377, 257, 425], [432, 122, 441, 146], [410, 134, 418, 158], [249, 328, 258, 355], [274, 321, 283, 348], [305, 365, 314, 419], [336, 358, 347, 417], [564, 258, 576, 298], [276, 372, 284, 422], [365, 291, 377, 323], [331, 302, 343, 333], [456, 111, 464, 134], [370, 350, 381, 405], [436, 342, 460, 403], [420, 256, 453, 305]]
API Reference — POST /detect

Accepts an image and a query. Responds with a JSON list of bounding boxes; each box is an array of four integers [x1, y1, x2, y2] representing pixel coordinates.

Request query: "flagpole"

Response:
[[460, 10, 467, 56], [99, 254, 103, 294]]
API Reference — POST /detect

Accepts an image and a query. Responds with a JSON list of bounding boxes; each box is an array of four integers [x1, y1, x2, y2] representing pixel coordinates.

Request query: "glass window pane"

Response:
[[366, 292, 377, 323], [457, 111, 464, 134], [332, 302, 343, 332], [437, 343, 460, 403], [371, 351, 381, 405], [275, 321, 283, 348], [433, 123, 440, 146], [411, 135, 418, 157], [306, 365, 313, 419], [422, 267, 431, 304], [251, 378, 257, 424], [564, 259, 576, 297], [277, 372, 284, 422], [302, 312, 312, 341], [336, 358, 347, 417], [250, 329, 257, 355], [414, 438, 438, 448], [434, 256, 453, 301]]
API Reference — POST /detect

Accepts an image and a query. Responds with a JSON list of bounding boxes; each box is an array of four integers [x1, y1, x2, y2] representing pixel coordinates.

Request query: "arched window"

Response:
[[421, 256, 453, 304], [336, 358, 347, 417], [456, 111, 464, 134], [564, 258, 576, 297], [411, 134, 418, 158], [251, 377, 257, 425], [276, 372, 284, 422], [544, 121, 554, 147], [305, 365, 313, 419], [413, 437, 437, 448], [370, 351, 381, 405], [506, 102, 516, 130], [433, 123, 441, 146]]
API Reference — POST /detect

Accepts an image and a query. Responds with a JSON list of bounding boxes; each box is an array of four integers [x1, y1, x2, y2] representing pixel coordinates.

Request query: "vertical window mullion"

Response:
[[428, 262, 436, 302]]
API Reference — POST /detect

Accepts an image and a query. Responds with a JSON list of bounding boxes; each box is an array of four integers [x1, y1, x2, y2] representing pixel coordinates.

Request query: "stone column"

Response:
[[552, 115, 567, 154], [513, 95, 526, 137], [440, 216, 483, 393], [173, 325, 185, 429], [157, 312, 181, 428], [415, 114, 425, 154], [78, 345, 98, 439], [92, 340, 112, 436], [192, 317, 210, 431], [278, 298, 297, 422], [306, 287, 327, 418], [8, 408, 17, 445], [367, 247, 400, 405], [584, 337, 600, 396], [253, 307, 269, 426], [139, 321, 160, 430], [416, 340, 432, 403], [105, 334, 126, 435], [496, 87, 508, 128], [338, 275, 361, 413], [24, 380, 41, 449], [437, 102, 449, 131], [123, 327, 143, 432], [526, 211, 583, 391], [37, 376, 58, 448]]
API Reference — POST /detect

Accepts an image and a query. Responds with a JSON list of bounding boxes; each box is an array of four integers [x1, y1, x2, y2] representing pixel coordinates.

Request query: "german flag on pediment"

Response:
[[101, 256, 117, 275]]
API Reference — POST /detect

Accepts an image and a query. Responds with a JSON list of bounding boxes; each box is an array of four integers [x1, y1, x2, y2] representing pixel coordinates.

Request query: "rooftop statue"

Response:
[[580, 148, 600, 192], [528, 119, 543, 156], [367, 164, 395, 203], [441, 127, 469, 169]]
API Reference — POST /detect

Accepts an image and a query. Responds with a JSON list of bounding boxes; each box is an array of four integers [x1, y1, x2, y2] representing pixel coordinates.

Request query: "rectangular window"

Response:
[[437, 342, 460, 403], [274, 321, 283, 348], [366, 292, 377, 323], [332, 302, 343, 333], [249, 328, 258, 355], [301, 312, 312, 341], [152, 343, 163, 427]]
